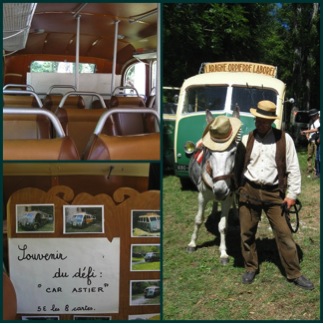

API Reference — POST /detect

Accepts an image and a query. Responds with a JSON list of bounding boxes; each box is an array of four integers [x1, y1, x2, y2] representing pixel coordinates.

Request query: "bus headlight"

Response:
[[184, 141, 196, 154]]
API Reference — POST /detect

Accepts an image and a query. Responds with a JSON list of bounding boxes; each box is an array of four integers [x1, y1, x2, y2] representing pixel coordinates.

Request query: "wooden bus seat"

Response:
[[3, 113, 52, 140], [56, 108, 109, 157], [3, 272, 17, 320], [108, 109, 158, 136], [3, 137, 80, 160], [3, 94, 40, 108], [109, 96, 146, 108], [83, 132, 160, 160], [44, 94, 85, 112], [91, 99, 111, 109]]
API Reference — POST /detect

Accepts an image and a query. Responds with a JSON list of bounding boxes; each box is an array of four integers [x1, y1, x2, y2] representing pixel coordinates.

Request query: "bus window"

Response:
[[124, 62, 146, 96], [231, 87, 277, 113], [30, 61, 96, 73], [183, 86, 227, 113], [124, 61, 157, 98]]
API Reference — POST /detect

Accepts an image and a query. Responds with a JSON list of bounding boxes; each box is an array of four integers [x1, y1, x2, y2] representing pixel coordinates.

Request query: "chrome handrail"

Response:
[[3, 84, 35, 92], [58, 91, 107, 109], [94, 108, 160, 135], [3, 89, 43, 108], [3, 108, 66, 138], [112, 86, 139, 97], [47, 85, 77, 95]]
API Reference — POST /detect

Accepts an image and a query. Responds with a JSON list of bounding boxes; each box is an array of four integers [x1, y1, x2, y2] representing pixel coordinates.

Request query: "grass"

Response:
[[162, 148, 321, 321], [132, 261, 160, 271]]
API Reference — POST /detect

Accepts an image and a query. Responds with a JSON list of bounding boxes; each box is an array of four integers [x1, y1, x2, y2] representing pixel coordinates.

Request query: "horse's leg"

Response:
[[187, 191, 208, 252], [218, 195, 233, 265]]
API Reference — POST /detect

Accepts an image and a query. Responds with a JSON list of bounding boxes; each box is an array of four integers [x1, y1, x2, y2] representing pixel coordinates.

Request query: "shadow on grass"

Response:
[[195, 209, 303, 277]]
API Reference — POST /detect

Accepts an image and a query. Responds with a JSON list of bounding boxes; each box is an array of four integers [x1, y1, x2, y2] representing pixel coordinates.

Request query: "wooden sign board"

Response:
[[9, 238, 120, 314], [6, 185, 160, 320]]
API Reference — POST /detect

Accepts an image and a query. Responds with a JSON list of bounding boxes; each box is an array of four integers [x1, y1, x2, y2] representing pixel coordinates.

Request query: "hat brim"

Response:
[[202, 117, 242, 151], [250, 108, 278, 120]]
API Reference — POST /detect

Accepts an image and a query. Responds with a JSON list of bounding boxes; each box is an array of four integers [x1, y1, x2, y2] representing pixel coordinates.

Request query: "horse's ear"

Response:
[[206, 109, 214, 124]]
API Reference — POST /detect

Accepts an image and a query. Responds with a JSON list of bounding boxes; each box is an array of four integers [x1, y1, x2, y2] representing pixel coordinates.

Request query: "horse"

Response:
[[187, 109, 242, 265]]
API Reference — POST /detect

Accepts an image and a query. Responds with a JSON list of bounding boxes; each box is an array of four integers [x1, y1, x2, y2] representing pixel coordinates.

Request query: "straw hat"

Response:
[[250, 100, 278, 119], [202, 115, 242, 151]]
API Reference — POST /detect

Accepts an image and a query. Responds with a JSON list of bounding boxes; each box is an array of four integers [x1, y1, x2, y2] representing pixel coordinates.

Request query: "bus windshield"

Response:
[[231, 87, 277, 113], [182, 85, 278, 114], [183, 86, 227, 113]]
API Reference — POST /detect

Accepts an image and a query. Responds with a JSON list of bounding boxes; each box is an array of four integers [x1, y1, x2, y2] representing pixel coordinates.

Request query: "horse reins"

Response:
[[239, 189, 301, 233], [281, 199, 301, 233]]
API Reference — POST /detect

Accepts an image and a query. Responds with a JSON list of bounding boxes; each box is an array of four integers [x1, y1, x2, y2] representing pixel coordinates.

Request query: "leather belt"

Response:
[[245, 178, 278, 191]]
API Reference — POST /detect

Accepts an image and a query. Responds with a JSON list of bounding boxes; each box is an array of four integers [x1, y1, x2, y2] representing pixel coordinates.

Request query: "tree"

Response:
[[277, 3, 320, 109], [163, 3, 276, 86], [163, 3, 320, 111]]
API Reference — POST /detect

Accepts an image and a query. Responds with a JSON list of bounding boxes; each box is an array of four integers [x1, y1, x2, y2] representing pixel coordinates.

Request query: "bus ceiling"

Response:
[[2, 3, 159, 94]]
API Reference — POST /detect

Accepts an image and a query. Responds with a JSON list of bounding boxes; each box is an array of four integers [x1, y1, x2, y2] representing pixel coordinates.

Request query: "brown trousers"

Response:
[[307, 141, 316, 173], [239, 181, 301, 280]]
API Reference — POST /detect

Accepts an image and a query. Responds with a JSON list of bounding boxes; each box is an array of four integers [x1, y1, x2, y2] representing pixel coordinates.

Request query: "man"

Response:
[[306, 109, 320, 176], [302, 124, 320, 178], [238, 100, 314, 290]]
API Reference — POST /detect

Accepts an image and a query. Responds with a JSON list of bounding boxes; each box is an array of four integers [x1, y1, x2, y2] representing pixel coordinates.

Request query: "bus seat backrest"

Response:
[[110, 111, 145, 135], [3, 95, 40, 108], [44, 95, 85, 111], [3, 114, 52, 140], [83, 132, 160, 160], [43, 94, 63, 111], [91, 99, 110, 109], [3, 272, 17, 320], [56, 108, 108, 156], [107, 108, 158, 136], [3, 137, 80, 160], [109, 96, 145, 108]]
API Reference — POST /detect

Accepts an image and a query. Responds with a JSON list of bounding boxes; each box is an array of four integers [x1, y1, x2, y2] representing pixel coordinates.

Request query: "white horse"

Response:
[[187, 110, 241, 265]]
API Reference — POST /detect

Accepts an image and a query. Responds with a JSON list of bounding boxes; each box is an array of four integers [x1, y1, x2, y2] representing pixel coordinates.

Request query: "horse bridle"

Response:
[[205, 159, 238, 191]]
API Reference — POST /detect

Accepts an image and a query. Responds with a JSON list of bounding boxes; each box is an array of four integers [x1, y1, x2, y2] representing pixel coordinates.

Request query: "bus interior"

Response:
[[3, 3, 160, 161]]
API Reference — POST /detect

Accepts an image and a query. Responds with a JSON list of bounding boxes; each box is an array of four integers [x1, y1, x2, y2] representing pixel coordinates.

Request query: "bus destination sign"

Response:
[[204, 62, 277, 78]]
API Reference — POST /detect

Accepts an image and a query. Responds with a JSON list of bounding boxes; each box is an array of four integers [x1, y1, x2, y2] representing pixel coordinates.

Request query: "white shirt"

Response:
[[309, 118, 320, 142], [242, 129, 301, 200]]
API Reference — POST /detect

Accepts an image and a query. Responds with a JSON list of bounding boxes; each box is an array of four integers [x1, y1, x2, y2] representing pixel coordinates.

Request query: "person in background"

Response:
[[301, 125, 320, 178], [238, 100, 314, 290], [305, 109, 320, 177]]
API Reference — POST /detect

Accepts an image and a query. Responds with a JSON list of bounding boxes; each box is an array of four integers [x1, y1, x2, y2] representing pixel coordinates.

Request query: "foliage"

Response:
[[163, 3, 320, 110], [30, 61, 96, 73]]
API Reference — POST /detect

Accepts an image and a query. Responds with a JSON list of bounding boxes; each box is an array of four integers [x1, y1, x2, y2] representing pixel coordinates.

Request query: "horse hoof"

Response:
[[220, 257, 229, 265], [187, 246, 196, 253]]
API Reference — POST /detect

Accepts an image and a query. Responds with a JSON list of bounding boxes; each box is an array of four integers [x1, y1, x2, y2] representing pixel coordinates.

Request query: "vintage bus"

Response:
[[163, 61, 294, 184], [3, 3, 160, 161], [3, 3, 161, 321]]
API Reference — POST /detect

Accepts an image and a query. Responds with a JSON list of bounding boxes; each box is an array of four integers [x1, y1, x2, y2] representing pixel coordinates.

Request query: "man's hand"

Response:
[[283, 197, 296, 210]]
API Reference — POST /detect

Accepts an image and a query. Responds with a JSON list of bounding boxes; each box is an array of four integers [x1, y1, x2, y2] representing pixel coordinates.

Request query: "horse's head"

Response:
[[202, 110, 241, 200], [205, 142, 237, 200]]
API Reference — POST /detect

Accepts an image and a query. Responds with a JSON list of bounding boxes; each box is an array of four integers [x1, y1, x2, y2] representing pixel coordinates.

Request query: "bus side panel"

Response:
[[174, 114, 210, 177]]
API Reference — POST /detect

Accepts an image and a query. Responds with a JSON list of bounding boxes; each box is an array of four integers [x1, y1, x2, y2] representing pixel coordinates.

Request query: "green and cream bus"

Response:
[[163, 62, 293, 184]]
